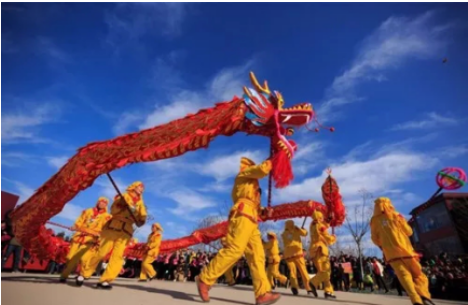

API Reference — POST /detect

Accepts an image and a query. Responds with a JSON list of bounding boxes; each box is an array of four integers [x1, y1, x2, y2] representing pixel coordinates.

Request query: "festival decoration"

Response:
[[436, 167, 466, 190], [410, 167, 466, 220], [430, 167, 467, 200], [10, 72, 344, 261]]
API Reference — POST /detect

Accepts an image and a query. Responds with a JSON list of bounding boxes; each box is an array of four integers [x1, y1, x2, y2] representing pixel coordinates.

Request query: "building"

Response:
[[409, 192, 468, 257], [1, 190, 20, 220]]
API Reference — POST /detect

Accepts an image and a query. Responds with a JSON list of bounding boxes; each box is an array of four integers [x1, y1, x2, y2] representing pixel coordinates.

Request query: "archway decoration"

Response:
[[10, 72, 345, 261]]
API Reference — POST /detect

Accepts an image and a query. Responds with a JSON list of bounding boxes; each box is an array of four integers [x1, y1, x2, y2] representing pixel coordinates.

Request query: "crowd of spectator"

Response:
[[115, 250, 468, 301], [2, 213, 467, 301]]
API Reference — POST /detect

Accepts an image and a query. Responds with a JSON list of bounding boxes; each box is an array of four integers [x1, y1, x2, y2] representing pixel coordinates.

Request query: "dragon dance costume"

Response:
[[263, 231, 288, 288], [308, 210, 336, 298], [281, 220, 312, 295], [196, 157, 280, 305], [77, 181, 147, 289], [9, 72, 348, 305], [370, 197, 434, 305], [220, 236, 236, 286], [60, 197, 111, 281], [139, 223, 163, 281]]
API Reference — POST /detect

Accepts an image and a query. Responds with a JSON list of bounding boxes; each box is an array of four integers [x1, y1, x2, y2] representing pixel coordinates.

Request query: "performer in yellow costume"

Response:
[[60, 197, 111, 282], [282, 220, 312, 295], [370, 197, 434, 305], [263, 231, 288, 289], [77, 181, 147, 289], [220, 237, 236, 286], [308, 210, 336, 298], [196, 157, 280, 305], [139, 223, 163, 282]]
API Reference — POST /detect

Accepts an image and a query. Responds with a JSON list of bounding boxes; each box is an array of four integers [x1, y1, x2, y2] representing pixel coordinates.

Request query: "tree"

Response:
[[343, 189, 374, 279], [329, 228, 358, 257]]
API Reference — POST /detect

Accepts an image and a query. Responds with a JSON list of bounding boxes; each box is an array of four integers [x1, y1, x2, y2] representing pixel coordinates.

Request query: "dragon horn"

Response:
[[243, 86, 254, 99], [249, 71, 271, 95]]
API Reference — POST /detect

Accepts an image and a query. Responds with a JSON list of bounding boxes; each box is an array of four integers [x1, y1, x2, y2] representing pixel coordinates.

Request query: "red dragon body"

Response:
[[10, 72, 345, 262]]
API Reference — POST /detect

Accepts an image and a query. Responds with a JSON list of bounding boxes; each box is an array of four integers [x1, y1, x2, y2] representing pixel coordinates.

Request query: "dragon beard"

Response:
[[271, 139, 297, 188]]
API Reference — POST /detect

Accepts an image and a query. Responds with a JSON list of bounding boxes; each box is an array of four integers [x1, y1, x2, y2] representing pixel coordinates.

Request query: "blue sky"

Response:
[[2, 3, 468, 250]]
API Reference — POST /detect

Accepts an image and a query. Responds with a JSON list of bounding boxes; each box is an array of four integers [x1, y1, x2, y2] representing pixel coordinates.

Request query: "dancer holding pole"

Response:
[[59, 197, 111, 282], [76, 179, 147, 289]]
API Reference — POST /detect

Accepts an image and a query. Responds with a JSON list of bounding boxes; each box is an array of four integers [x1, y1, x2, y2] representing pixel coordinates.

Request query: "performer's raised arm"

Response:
[[237, 157, 272, 179]]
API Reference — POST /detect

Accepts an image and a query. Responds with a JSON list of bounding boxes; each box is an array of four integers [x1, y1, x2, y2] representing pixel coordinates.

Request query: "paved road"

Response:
[[1, 273, 465, 305]]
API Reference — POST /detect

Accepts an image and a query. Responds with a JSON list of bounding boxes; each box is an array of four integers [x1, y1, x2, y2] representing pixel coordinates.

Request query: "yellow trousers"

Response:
[[140, 255, 157, 280], [224, 266, 235, 285], [80, 229, 131, 283], [310, 255, 333, 294], [286, 256, 311, 291], [391, 258, 430, 304], [199, 215, 271, 298], [267, 262, 287, 287], [61, 242, 96, 279]]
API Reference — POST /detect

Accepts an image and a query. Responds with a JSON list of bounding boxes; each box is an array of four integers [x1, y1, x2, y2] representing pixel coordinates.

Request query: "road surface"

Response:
[[1, 273, 465, 305]]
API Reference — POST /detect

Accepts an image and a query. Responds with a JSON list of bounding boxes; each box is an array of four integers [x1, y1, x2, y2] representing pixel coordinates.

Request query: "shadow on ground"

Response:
[[228, 284, 385, 305], [2, 276, 251, 305]]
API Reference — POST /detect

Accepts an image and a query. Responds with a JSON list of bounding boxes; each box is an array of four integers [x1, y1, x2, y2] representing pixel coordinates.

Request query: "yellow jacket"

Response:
[[71, 207, 111, 244], [146, 231, 162, 258], [230, 157, 272, 221], [105, 192, 147, 236], [370, 197, 416, 261], [309, 210, 336, 259], [282, 220, 307, 259], [263, 233, 281, 264]]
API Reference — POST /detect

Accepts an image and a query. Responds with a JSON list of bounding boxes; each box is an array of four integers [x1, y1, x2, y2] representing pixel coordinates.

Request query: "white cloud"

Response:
[[112, 112, 142, 135], [47, 156, 68, 169], [2, 103, 60, 144], [197, 149, 264, 181], [93, 175, 128, 199], [138, 60, 253, 130], [1, 152, 38, 167], [318, 11, 452, 120], [1, 178, 35, 204], [55, 203, 84, 222], [275, 148, 438, 207], [390, 112, 459, 131], [164, 188, 218, 220], [197, 181, 231, 193], [436, 144, 468, 159]]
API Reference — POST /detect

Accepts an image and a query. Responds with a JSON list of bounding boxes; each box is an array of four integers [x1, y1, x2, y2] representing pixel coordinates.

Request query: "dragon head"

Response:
[[243, 72, 314, 159]]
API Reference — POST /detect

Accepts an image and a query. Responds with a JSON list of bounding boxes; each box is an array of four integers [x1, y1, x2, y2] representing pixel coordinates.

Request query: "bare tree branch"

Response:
[[341, 189, 374, 278]]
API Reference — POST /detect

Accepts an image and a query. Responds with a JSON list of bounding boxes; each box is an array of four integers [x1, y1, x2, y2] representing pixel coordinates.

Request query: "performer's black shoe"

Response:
[[422, 297, 435, 305], [97, 282, 113, 289], [59, 278, 66, 283], [75, 276, 84, 287], [138, 279, 148, 282], [271, 285, 276, 290], [291, 287, 299, 295], [307, 282, 318, 297], [413, 303, 423, 305], [324, 292, 336, 299]]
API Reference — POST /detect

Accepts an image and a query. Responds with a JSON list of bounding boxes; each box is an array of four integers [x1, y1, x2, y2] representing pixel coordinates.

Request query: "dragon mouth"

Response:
[[278, 103, 314, 126]]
